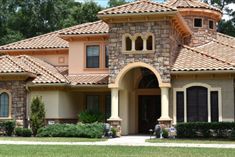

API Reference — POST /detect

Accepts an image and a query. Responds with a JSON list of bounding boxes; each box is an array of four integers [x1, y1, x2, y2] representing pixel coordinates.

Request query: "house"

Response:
[[0, 0, 234, 135]]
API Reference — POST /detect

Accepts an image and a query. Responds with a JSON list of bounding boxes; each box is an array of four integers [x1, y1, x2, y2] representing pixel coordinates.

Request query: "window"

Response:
[[209, 20, 214, 29], [86, 95, 99, 112], [135, 36, 143, 51], [105, 95, 111, 121], [125, 36, 132, 51], [86, 45, 100, 68], [0, 92, 9, 117], [105, 46, 109, 68], [194, 18, 202, 27], [176, 92, 184, 122], [147, 36, 153, 50], [138, 74, 159, 89], [211, 91, 218, 122]]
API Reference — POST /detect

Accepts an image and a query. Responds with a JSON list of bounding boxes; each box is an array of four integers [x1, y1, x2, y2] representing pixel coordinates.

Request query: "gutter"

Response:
[[0, 72, 37, 78], [59, 33, 109, 38], [171, 70, 235, 74]]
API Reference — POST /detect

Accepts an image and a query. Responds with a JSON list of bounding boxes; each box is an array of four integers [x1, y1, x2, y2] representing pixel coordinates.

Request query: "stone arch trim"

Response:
[[108, 62, 171, 88]]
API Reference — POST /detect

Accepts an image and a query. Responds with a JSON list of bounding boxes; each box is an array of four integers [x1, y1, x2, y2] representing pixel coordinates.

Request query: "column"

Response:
[[158, 87, 172, 127]]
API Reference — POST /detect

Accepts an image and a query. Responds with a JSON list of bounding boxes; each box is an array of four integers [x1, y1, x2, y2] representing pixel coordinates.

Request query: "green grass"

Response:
[[146, 138, 235, 144], [0, 137, 106, 142], [0, 145, 234, 157]]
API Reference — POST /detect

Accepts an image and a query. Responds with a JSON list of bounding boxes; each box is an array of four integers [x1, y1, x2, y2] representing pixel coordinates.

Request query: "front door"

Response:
[[138, 95, 161, 134]]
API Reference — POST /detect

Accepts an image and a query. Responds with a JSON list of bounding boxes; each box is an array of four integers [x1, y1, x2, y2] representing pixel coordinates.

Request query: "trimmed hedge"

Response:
[[78, 110, 104, 123], [37, 123, 105, 138], [15, 128, 32, 137], [0, 120, 16, 136], [176, 122, 235, 138]]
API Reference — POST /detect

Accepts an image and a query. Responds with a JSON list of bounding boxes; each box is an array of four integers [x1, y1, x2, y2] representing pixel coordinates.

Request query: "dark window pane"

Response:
[[105, 46, 109, 68], [194, 18, 202, 27], [105, 94, 111, 122], [138, 74, 159, 89], [86, 45, 100, 68], [86, 95, 99, 112], [147, 36, 153, 50], [176, 92, 184, 122], [126, 37, 132, 51], [211, 91, 218, 122], [0, 92, 9, 117], [187, 86, 208, 122], [209, 20, 214, 29], [135, 36, 143, 50]]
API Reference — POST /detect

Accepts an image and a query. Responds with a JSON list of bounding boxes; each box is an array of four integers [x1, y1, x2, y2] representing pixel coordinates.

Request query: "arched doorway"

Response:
[[137, 68, 161, 134]]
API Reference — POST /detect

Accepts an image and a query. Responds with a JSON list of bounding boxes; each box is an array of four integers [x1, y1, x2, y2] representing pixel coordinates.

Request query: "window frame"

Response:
[[209, 20, 214, 30], [194, 18, 203, 28], [173, 83, 222, 124], [85, 44, 100, 69], [0, 90, 11, 119]]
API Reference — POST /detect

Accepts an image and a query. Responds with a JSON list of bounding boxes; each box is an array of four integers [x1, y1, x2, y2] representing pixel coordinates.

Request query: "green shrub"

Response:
[[176, 122, 235, 139], [111, 128, 117, 138], [37, 123, 105, 138], [30, 97, 46, 136], [15, 128, 32, 137], [78, 110, 104, 123], [231, 130, 235, 140], [2, 120, 16, 136], [162, 128, 169, 138]]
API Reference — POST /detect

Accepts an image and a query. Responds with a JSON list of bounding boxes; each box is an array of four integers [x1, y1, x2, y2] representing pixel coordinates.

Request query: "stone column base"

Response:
[[158, 118, 172, 128], [107, 118, 122, 137]]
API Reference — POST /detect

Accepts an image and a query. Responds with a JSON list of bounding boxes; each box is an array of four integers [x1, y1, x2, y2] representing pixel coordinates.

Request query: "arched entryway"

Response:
[[107, 62, 171, 135]]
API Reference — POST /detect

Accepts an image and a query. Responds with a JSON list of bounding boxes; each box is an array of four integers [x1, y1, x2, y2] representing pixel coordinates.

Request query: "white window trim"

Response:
[[173, 83, 222, 124], [208, 20, 214, 30], [193, 17, 203, 28], [0, 90, 12, 119]]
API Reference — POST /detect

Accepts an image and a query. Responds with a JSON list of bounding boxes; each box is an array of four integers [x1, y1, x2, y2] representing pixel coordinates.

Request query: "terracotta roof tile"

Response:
[[166, 0, 221, 12], [216, 33, 235, 46], [172, 45, 235, 71], [66, 74, 109, 85], [98, 0, 177, 16], [60, 21, 109, 35]]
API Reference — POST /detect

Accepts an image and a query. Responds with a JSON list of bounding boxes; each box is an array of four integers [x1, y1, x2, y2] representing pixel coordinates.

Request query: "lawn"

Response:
[[146, 138, 235, 144], [0, 137, 106, 142], [0, 145, 234, 157]]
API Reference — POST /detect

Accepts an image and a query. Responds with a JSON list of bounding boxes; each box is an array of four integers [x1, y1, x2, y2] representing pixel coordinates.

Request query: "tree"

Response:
[[108, 0, 127, 7], [30, 97, 46, 136]]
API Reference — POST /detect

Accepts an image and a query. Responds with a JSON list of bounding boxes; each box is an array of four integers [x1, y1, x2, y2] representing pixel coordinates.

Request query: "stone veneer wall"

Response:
[[183, 15, 217, 47], [0, 80, 27, 126], [108, 20, 182, 84]]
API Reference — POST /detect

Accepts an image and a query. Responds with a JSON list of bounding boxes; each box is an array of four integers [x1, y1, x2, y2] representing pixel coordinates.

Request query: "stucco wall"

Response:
[[33, 54, 68, 66], [171, 77, 234, 122]]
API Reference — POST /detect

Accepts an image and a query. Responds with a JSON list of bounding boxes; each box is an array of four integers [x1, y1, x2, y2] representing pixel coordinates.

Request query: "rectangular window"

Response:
[[105, 94, 111, 122], [211, 91, 219, 122], [86, 95, 99, 112], [194, 18, 202, 27], [86, 45, 100, 68], [105, 46, 109, 68], [176, 92, 184, 122], [209, 20, 214, 29]]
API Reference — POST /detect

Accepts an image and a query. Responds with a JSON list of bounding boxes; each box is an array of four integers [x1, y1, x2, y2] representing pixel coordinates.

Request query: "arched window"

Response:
[[138, 74, 159, 89], [135, 36, 143, 51], [186, 86, 208, 122], [0, 92, 10, 117], [125, 36, 132, 51], [147, 35, 153, 50]]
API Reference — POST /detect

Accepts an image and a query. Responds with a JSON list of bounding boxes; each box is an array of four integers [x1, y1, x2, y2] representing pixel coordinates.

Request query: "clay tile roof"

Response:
[[0, 55, 35, 74], [66, 74, 109, 85], [166, 0, 221, 12], [216, 33, 235, 46], [98, 0, 177, 16], [18, 55, 68, 84], [60, 21, 109, 35], [172, 45, 235, 71]]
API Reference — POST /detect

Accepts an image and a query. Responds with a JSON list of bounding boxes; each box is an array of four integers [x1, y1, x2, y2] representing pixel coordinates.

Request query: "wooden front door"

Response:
[[138, 95, 161, 134]]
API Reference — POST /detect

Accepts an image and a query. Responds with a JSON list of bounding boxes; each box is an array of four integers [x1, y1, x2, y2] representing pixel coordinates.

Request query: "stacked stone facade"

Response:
[[0, 80, 27, 126], [108, 20, 182, 85], [183, 15, 217, 47]]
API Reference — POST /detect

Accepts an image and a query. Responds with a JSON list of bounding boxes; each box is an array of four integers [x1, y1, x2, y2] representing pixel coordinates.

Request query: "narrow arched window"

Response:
[[135, 36, 143, 51], [0, 92, 9, 117], [147, 35, 153, 50], [125, 36, 132, 51]]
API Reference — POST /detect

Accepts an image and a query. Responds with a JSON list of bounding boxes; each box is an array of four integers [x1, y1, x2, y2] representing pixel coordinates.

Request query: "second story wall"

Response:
[[68, 40, 108, 75]]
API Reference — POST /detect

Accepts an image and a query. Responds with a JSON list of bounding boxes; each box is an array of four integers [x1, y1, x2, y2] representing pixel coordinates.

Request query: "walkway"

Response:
[[1, 136, 235, 149]]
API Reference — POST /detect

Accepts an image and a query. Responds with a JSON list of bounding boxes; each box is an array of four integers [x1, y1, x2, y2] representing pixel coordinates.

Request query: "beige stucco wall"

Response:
[[171, 76, 235, 122], [33, 54, 68, 66], [68, 41, 108, 75]]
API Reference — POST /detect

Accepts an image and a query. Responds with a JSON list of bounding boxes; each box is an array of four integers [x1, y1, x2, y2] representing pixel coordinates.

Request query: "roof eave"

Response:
[[0, 72, 37, 78], [59, 33, 109, 41], [171, 70, 235, 74]]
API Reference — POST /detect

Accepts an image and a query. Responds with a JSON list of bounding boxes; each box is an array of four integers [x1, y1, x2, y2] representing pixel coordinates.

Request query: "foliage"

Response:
[[78, 110, 105, 123], [108, 0, 127, 7], [176, 122, 235, 139], [111, 127, 117, 138], [37, 123, 105, 138], [1, 120, 16, 136], [162, 128, 169, 138], [30, 97, 46, 136], [15, 128, 32, 137]]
